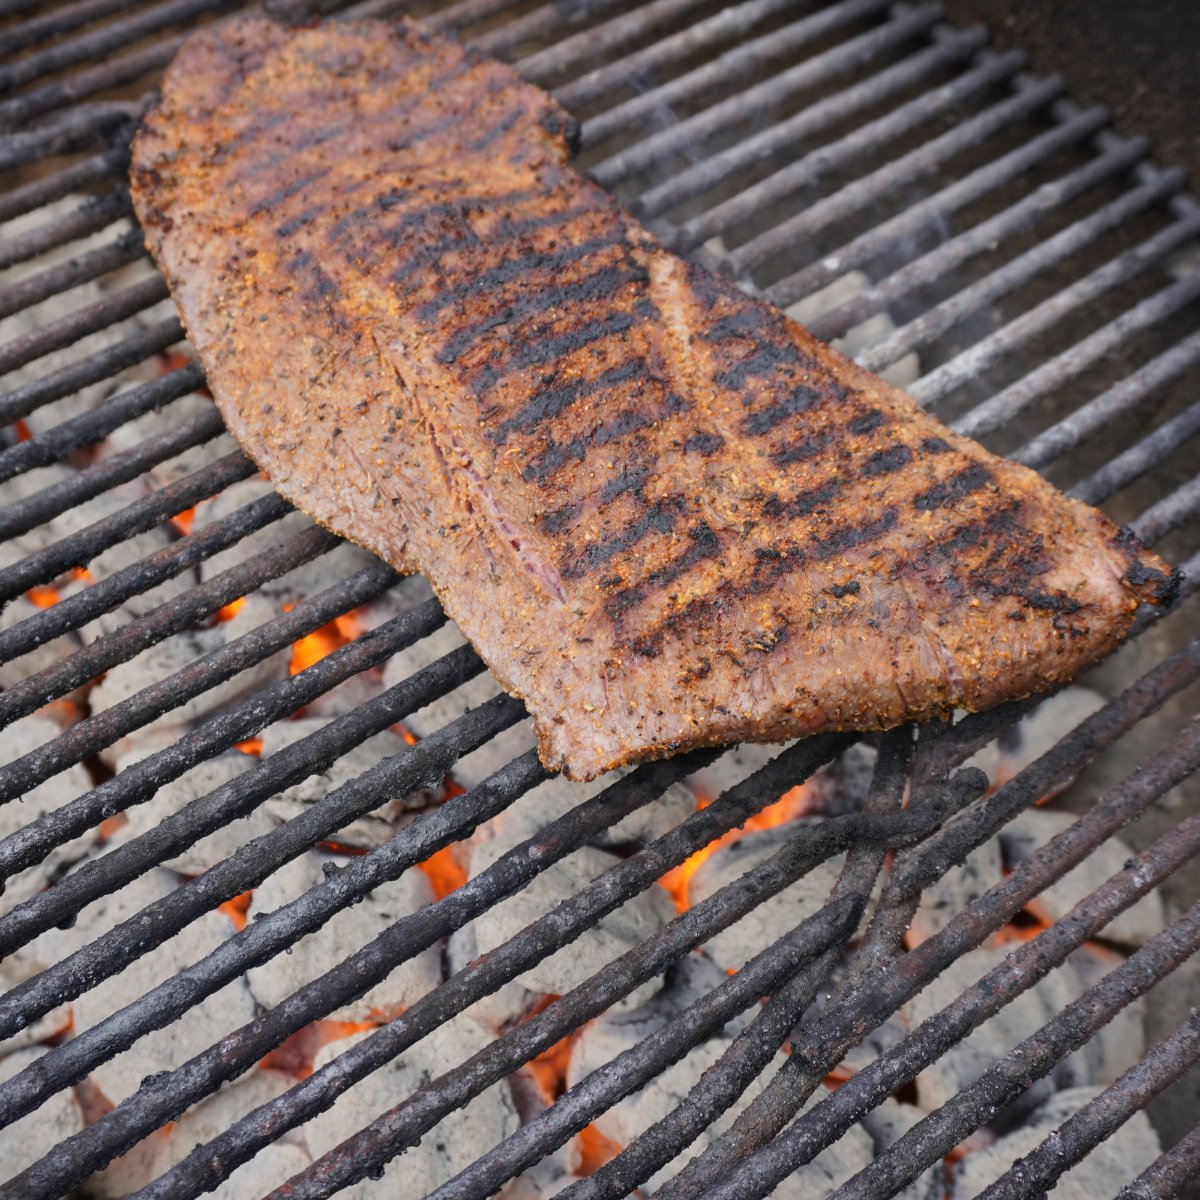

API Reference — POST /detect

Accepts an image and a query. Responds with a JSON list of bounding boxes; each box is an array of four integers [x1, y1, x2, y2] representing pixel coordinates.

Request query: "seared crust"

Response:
[[131, 15, 1175, 780]]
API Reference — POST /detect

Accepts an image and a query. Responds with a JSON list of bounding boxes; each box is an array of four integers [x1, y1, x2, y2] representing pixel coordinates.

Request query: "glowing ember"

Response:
[[525, 1021, 572, 1103], [217, 890, 254, 931], [283, 603, 358, 675], [26, 585, 60, 608], [97, 813, 128, 843], [234, 737, 263, 757], [417, 845, 466, 899], [170, 506, 196, 536], [71, 567, 93, 583], [658, 782, 814, 912], [576, 1123, 622, 1174], [318, 839, 367, 857], [259, 1018, 378, 1079], [215, 596, 246, 622], [13, 417, 32, 442]]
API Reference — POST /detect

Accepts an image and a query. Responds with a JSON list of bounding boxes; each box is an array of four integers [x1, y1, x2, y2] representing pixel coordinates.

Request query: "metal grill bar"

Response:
[[0, 273, 167, 378], [854, 166, 1187, 374], [0, 448, 250, 608], [0, 316, 183, 427], [0, 0, 154, 57], [1135, 474, 1200, 544], [977, 1015, 1200, 1200], [0, 189, 129, 272], [0, 228, 144, 321], [591, 1, 941, 184], [0, 0, 242, 94], [961, 282, 1200, 444], [0, 3, 1197, 1198], [0, 144, 126, 225], [0, 103, 138, 173], [640, 24, 993, 224], [647, 650, 1200, 1199], [1118, 1121, 1200, 1200], [0, 404, 224, 540]]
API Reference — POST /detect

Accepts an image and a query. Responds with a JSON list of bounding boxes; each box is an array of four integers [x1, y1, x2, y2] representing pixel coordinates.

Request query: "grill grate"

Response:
[[0, 2, 1198, 1199]]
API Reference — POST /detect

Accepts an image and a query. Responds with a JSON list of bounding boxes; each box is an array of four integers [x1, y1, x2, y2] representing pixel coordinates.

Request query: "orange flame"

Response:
[[235, 737, 263, 757], [417, 845, 466, 899], [658, 783, 814, 912], [285, 604, 358, 675], [26, 585, 60, 608], [171, 506, 196, 536], [217, 890, 254, 931], [259, 1018, 379, 1079], [576, 1124, 623, 1174], [14, 418, 32, 442], [216, 596, 246, 623], [98, 813, 128, 843], [71, 567, 93, 583]]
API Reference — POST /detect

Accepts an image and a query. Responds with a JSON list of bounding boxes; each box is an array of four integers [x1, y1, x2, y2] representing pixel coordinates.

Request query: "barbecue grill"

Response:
[[1, 1, 1198, 1197]]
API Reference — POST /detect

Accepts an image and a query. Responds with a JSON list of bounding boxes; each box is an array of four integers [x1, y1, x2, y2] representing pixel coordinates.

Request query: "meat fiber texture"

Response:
[[131, 15, 1175, 781]]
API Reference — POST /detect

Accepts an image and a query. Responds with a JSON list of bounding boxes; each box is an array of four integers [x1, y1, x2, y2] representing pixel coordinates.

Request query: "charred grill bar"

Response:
[[0, 1, 1198, 1199]]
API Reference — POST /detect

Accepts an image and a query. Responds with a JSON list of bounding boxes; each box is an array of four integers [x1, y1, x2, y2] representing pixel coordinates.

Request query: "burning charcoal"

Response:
[[951, 1085, 1160, 1199], [245, 851, 441, 1021], [0, 715, 96, 920], [119, 751, 275, 874], [806, 743, 879, 817], [299, 665, 387, 720], [448, 838, 676, 1030], [567, 971, 872, 1196], [859, 1098, 948, 1200], [786, 271, 919, 388], [998, 808, 1166, 947], [595, 773, 697, 849], [966, 687, 1106, 791], [902, 943, 1095, 1117], [146, 1068, 311, 1198], [686, 823, 846, 973], [261, 720, 440, 849], [0, 1048, 85, 1180], [908, 836, 1004, 946], [304, 1015, 519, 1196], [37, 866, 256, 1105], [90, 593, 290, 767]]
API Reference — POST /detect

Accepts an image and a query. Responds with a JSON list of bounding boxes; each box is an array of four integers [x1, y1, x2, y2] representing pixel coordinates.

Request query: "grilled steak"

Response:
[[131, 16, 1175, 781]]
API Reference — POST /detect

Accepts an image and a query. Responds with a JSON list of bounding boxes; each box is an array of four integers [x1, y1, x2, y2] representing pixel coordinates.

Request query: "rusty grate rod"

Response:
[[1118, 1120, 1200, 1200], [977, 1013, 1200, 1200], [653, 692, 1200, 1200], [432, 733, 915, 1200]]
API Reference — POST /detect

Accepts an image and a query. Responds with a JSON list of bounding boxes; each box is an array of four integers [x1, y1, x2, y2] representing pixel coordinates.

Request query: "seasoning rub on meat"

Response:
[[131, 15, 1175, 780]]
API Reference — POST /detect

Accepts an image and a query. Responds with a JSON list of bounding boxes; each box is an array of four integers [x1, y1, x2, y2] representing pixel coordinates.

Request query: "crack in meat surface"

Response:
[[131, 15, 1175, 780]]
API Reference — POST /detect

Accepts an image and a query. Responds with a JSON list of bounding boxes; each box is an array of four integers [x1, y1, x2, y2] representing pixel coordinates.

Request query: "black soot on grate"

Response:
[[0, 1, 1198, 1198]]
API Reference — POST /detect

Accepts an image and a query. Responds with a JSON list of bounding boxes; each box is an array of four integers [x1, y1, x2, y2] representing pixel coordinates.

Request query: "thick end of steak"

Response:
[[131, 15, 1175, 781]]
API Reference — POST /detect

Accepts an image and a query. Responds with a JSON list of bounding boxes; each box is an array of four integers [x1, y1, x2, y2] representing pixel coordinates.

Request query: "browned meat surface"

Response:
[[130, 15, 1175, 781]]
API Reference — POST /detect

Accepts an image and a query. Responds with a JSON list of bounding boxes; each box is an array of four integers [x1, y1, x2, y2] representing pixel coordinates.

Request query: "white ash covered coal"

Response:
[[33, 865, 256, 1106], [117, 750, 270, 874], [245, 851, 441, 1022], [448, 833, 676, 1031], [902, 943, 1119, 1117], [965, 687, 1107, 792], [951, 1085, 1160, 1199], [686, 823, 845, 973], [303, 1015, 519, 1197], [0, 1047, 86, 1182], [1063, 942, 1146, 1085], [998, 808, 1166, 947], [89, 593, 289, 767], [567, 952, 872, 1196], [908, 836, 1004, 947], [0, 714, 96, 921], [145, 1069, 311, 1200], [261, 720, 441, 849]]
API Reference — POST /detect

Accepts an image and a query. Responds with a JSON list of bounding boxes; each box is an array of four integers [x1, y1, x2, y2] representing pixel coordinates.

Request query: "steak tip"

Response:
[[1114, 526, 1179, 607]]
